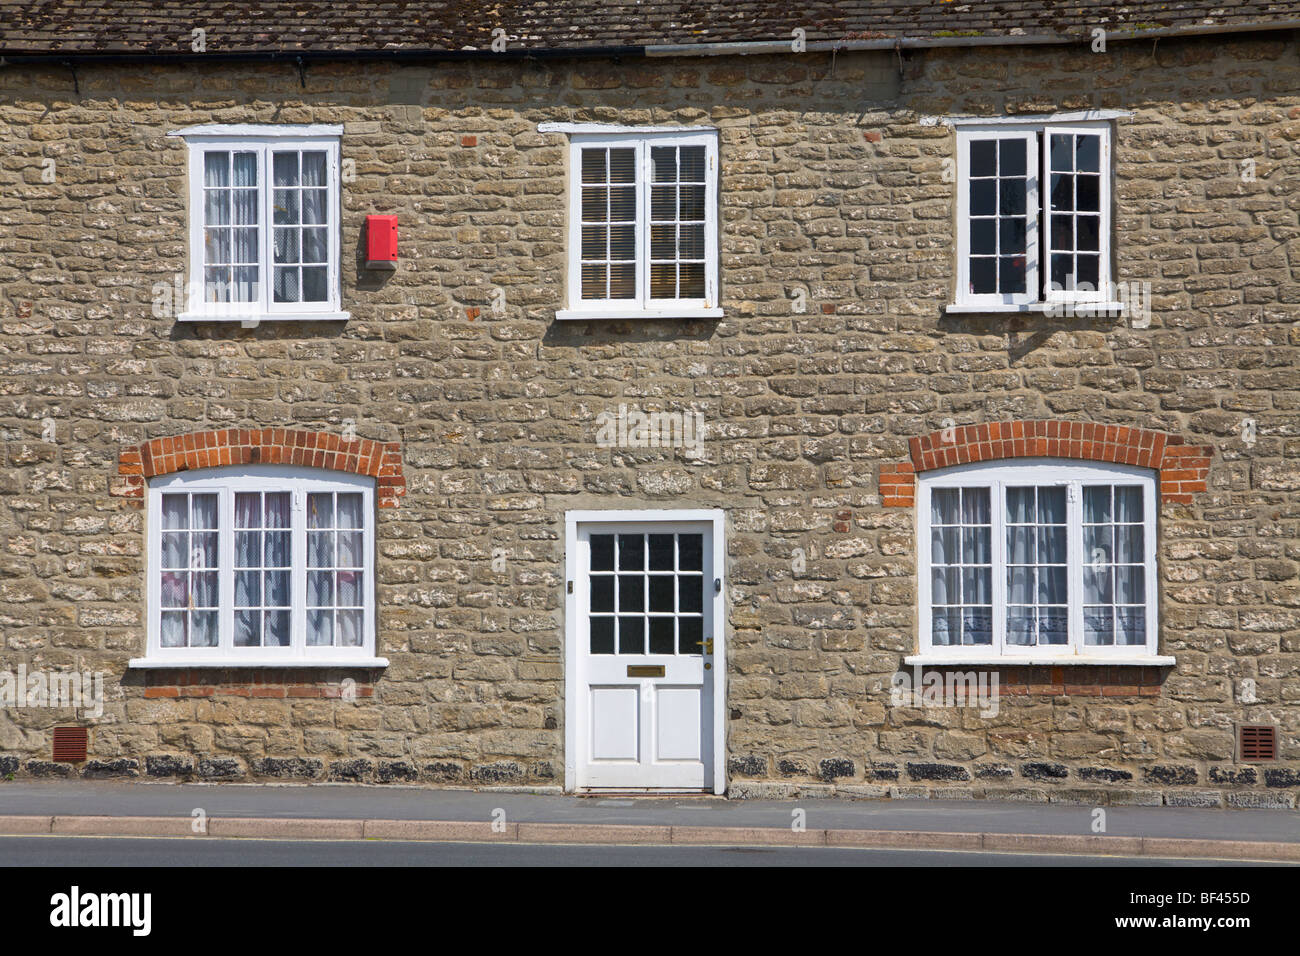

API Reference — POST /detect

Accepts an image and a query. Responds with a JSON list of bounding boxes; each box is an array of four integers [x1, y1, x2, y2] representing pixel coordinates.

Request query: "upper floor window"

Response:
[[952, 121, 1112, 311], [144, 466, 376, 664], [917, 461, 1158, 661], [550, 126, 721, 320], [173, 125, 346, 322]]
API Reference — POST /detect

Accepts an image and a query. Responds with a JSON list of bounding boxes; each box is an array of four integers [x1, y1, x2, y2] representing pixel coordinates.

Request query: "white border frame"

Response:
[[134, 464, 382, 668], [913, 460, 1168, 665], [177, 130, 346, 323], [557, 130, 722, 321], [563, 508, 726, 794]]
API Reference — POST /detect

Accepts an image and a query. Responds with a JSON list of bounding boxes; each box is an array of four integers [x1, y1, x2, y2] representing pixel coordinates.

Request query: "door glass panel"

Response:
[[588, 531, 707, 655]]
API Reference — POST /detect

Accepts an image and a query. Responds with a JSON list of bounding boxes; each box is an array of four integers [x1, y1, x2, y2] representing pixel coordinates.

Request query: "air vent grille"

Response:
[[1239, 724, 1277, 762], [52, 726, 88, 763]]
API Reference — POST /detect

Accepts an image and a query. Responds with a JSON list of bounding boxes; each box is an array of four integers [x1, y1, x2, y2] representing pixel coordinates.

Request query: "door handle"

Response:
[[702, 638, 713, 655]]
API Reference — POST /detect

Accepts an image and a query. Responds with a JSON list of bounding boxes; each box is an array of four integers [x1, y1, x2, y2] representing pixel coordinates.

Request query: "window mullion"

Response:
[[219, 488, 233, 654], [637, 140, 649, 311], [1068, 479, 1083, 653], [259, 146, 271, 315], [293, 485, 307, 654], [992, 480, 1006, 656]]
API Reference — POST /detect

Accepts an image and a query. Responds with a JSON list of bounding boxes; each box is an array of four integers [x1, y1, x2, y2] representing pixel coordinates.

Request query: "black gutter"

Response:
[[0, 45, 648, 66]]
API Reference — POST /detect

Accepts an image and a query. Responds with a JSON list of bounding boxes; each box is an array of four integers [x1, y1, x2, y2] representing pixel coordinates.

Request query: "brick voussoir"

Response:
[[881, 419, 1214, 507], [116, 428, 405, 507]]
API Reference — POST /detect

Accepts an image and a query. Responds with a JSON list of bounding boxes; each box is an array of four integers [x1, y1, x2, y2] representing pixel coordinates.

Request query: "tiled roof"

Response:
[[1, 1, 1298, 55]]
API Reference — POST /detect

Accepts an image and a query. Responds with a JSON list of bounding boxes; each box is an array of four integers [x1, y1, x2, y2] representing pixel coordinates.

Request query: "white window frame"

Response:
[[557, 129, 721, 321], [133, 465, 382, 668], [912, 460, 1170, 665], [951, 121, 1113, 313], [173, 125, 347, 323]]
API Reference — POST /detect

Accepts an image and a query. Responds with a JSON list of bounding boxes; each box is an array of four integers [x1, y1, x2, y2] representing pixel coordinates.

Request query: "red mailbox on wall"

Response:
[[365, 215, 398, 270]]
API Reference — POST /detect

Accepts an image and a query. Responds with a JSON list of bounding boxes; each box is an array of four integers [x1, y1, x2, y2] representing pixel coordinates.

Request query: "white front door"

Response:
[[565, 513, 724, 792]]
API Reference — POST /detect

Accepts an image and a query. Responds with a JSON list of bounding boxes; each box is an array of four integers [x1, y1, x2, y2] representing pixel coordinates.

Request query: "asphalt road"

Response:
[[0, 836, 1279, 866]]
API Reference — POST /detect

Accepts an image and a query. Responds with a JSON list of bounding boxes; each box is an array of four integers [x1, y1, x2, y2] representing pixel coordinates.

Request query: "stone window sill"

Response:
[[128, 657, 388, 669], [555, 307, 724, 321], [904, 654, 1175, 667], [175, 311, 351, 326]]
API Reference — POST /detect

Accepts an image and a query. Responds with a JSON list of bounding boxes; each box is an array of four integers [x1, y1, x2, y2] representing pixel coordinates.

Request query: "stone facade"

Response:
[[0, 32, 1298, 806]]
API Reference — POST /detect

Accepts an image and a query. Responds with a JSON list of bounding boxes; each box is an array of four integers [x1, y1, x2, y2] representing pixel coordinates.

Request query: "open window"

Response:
[[953, 122, 1112, 311]]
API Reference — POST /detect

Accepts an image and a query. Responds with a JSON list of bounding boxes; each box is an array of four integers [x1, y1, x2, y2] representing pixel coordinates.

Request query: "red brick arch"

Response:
[[114, 429, 405, 508], [879, 420, 1212, 508]]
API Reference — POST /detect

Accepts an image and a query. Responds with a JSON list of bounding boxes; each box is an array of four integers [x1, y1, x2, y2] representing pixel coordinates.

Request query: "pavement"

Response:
[[2, 781, 1298, 862]]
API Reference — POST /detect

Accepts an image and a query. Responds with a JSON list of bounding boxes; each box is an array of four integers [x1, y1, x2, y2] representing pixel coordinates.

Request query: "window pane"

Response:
[[931, 527, 958, 564], [648, 534, 674, 570], [235, 609, 260, 647], [307, 609, 333, 646], [1115, 486, 1143, 522], [931, 488, 959, 524], [581, 148, 606, 183], [618, 534, 644, 570], [1084, 607, 1113, 645], [678, 534, 703, 571], [301, 151, 327, 186], [678, 575, 703, 613], [338, 609, 363, 647], [273, 152, 298, 186], [618, 616, 644, 654], [591, 534, 614, 571], [265, 610, 291, 647], [970, 140, 996, 177], [932, 608, 962, 646], [618, 574, 644, 612], [191, 612, 219, 647], [204, 152, 230, 187], [162, 495, 189, 530], [678, 617, 702, 655], [590, 574, 613, 613], [648, 575, 674, 612], [649, 617, 675, 654], [1116, 607, 1145, 646], [301, 267, 328, 302], [590, 616, 615, 654], [960, 487, 990, 525]]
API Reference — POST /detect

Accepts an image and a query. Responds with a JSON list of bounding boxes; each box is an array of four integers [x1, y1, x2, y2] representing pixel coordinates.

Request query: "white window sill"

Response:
[[904, 654, 1175, 667], [555, 307, 724, 322], [175, 311, 351, 325], [944, 302, 1126, 316], [128, 657, 388, 669]]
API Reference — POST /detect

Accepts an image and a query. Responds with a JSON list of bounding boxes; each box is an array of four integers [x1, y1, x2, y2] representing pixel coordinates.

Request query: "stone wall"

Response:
[[0, 32, 1298, 805]]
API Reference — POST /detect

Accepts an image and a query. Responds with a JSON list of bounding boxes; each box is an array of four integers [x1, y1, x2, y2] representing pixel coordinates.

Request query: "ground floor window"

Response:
[[143, 465, 375, 664], [917, 460, 1158, 659]]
